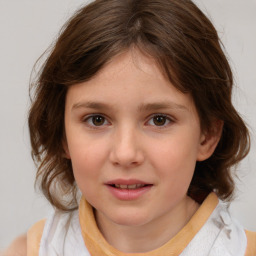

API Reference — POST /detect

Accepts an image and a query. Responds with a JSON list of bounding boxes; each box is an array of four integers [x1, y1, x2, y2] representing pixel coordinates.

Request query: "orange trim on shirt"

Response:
[[26, 195, 256, 255], [245, 230, 256, 256], [27, 218, 46, 256], [79, 193, 219, 256]]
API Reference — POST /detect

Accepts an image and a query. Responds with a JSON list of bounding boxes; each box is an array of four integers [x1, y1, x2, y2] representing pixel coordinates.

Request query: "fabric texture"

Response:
[[27, 193, 256, 256], [38, 210, 90, 256], [245, 230, 256, 256]]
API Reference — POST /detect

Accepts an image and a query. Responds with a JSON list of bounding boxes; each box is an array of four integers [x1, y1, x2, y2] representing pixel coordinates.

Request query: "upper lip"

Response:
[[105, 179, 150, 185]]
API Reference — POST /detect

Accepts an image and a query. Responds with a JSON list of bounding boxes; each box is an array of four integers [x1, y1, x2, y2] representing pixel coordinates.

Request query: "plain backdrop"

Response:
[[0, 0, 255, 250]]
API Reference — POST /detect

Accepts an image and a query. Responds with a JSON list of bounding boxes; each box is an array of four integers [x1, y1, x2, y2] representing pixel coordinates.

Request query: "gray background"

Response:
[[0, 0, 255, 250]]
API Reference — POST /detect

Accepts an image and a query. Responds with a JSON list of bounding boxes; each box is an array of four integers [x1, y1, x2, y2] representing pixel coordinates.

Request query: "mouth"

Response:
[[109, 184, 149, 189], [106, 179, 152, 189], [105, 180, 152, 200]]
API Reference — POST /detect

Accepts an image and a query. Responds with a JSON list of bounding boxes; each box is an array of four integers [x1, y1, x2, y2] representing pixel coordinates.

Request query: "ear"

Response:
[[62, 138, 71, 159], [197, 120, 223, 161]]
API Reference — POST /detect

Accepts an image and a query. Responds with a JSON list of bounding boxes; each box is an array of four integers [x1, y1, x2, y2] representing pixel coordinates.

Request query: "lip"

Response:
[[105, 179, 153, 201], [105, 179, 148, 185]]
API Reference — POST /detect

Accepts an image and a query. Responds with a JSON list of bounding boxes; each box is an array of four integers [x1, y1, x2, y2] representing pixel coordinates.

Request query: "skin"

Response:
[[2, 234, 27, 256], [64, 49, 221, 253], [7, 49, 221, 254]]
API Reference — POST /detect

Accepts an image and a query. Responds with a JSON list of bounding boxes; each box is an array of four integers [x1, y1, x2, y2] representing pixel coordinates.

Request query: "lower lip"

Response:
[[106, 185, 152, 200]]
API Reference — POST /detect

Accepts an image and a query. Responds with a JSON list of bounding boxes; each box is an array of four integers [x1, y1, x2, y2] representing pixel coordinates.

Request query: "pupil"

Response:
[[153, 116, 166, 126], [93, 116, 104, 126]]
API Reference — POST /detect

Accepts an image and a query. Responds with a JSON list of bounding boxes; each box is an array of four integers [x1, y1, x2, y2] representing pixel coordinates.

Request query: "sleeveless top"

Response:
[[27, 193, 256, 256]]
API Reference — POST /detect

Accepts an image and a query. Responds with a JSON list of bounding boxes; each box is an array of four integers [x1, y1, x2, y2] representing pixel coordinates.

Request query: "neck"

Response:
[[95, 196, 199, 253]]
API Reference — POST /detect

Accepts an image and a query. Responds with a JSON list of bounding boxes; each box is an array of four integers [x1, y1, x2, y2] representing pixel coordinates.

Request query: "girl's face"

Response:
[[64, 50, 212, 230]]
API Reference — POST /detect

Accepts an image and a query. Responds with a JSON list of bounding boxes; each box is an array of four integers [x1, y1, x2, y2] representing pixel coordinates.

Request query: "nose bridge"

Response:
[[110, 122, 144, 167]]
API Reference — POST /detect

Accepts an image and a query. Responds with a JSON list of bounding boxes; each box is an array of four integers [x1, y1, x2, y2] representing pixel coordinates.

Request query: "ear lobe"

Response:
[[62, 139, 71, 159], [197, 120, 223, 161]]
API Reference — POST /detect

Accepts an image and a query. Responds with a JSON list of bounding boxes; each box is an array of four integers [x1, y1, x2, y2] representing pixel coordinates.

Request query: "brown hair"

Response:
[[29, 0, 250, 211]]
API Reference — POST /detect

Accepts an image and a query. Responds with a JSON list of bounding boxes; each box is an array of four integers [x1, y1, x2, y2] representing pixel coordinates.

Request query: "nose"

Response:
[[109, 125, 144, 168]]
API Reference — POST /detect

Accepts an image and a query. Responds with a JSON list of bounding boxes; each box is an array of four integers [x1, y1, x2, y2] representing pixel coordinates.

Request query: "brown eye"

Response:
[[92, 115, 105, 126], [84, 114, 110, 128], [153, 115, 167, 126], [146, 114, 173, 128]]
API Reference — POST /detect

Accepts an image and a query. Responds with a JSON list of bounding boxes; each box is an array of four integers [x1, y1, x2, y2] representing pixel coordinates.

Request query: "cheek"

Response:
[[68, 139, 108, 183], [70, 147, 104, 201], [148, 134, 199, 190], [149, 135, 199, 169]]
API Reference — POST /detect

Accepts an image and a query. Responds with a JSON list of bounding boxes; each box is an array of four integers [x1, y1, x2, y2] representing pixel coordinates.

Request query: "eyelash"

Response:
[[82, 113, 174, 129], [82, 114, 110, 128], [146, 114, 174, 127]]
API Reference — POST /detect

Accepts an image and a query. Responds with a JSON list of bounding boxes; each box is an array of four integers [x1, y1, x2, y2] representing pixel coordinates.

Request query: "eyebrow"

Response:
[[138, 102, 188, 112], [72, 101, 188, 112], [72, 102, 111, 111]]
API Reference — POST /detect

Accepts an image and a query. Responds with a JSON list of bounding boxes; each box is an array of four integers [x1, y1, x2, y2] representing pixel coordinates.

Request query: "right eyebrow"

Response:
[[72, 101, 112, 111]]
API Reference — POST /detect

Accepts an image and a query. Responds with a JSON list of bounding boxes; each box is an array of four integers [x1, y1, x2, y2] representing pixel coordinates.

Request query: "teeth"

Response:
[[114, 184, 145, 189], [128, 184, 137, 189]]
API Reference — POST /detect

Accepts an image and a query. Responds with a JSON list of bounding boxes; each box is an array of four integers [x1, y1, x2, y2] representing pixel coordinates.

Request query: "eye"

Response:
[[84, 115, 109, 127], [147, 114, 172, 127]]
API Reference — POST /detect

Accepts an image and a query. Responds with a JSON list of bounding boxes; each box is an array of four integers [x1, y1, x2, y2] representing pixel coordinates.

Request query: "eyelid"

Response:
[[81, 113, 175, 128], [146, 113, 175, 127], [82, 113, 111, 128]]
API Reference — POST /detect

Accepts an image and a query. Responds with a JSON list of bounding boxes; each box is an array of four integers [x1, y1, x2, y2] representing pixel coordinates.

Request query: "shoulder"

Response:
[[27, 218, 46, 238], [35, 209, 86, 255], [245, 230, 256, 256], [27, 219, 46, 256], [2, 219, 46, 256], [2, 234, 27, 256]]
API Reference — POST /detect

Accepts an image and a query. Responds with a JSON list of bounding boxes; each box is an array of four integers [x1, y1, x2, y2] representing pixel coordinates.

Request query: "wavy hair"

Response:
[[29, 0, 250, 211]]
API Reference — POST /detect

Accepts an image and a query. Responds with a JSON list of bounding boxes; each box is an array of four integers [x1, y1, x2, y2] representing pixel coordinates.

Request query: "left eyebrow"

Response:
[[138, 101, 188, 112]]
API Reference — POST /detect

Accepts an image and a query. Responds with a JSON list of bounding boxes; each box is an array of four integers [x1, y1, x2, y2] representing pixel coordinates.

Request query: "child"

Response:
[[7, 0, 256, 255]]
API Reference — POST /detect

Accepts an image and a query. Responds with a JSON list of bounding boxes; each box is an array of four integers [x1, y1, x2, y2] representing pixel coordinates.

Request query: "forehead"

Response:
[[88, 49, 166, 85], [66, 49, 198, 117]]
